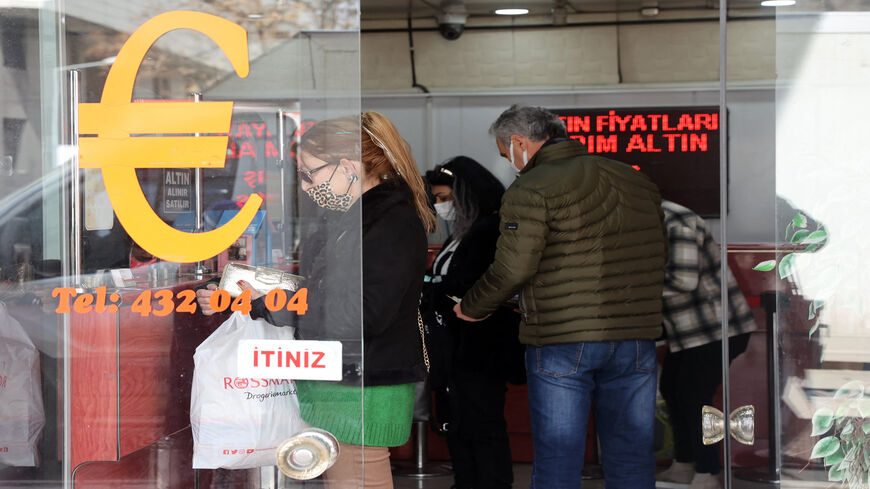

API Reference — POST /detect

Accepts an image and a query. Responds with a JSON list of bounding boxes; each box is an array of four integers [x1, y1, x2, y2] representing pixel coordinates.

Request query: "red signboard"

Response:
[[553, 107, 721, 216]]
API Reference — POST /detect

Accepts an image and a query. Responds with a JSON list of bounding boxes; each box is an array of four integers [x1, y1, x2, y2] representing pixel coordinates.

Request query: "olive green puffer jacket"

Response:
[[461, 140, 667, 346]]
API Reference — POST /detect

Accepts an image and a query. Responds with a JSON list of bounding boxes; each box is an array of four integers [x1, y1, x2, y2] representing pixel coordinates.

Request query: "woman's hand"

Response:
[[236, 280, 265, 300], [196, 283, 219, 316], [197, 280, 264, 316]]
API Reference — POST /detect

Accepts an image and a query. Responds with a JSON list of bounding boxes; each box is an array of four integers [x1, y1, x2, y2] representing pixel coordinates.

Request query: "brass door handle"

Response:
[[701, 405, 755, 446], [277, 428, 340, 479]]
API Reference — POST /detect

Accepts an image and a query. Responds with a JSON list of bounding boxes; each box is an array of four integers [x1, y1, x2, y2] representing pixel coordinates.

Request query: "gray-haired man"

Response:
[[454, 105, 668, 488]]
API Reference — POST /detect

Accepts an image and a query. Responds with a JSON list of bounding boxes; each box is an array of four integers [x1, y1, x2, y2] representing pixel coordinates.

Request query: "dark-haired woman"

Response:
[[423, 157, 525, 489]]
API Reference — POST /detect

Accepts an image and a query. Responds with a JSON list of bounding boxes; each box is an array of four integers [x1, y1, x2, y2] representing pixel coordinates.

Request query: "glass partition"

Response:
[[0, 1, 362, 487], [725, 0, 870, 488], [773, 1, 870, 487], [9, 0, 868, 486], [722, 2, 778, 487], [394, 1, 729, 484]]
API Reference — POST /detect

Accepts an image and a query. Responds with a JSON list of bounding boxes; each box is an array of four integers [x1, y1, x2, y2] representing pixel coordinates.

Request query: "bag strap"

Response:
[[417, 308, 430, 372]]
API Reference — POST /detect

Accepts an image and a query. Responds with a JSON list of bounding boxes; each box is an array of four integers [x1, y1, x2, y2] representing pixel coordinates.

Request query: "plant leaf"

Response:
[[839, 458, 851, 471], [862, 422, 870, 434], [813, 408, 835, 436], [791, 229, 811, 243], [829, 463, 846, 481], [835, 381, 865, 399], [809, 320, 820, 338], [753, 260, 776, 272], [844, 444, 859, 462], [809, 299, 824, 320], [804, 230, 828, 244], [812, 436, 841, 459], [837, 404, 852, 418], [793, 213, 808, 228], [858, 399, 870, 418], [842, 422, 856, 436], [779, 253, 797, 279], [826, 446, 846, 466]]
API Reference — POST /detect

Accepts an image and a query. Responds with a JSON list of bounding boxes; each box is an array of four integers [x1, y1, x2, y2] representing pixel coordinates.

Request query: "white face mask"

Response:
[[508, 140, 529, 169], [434, 201, 456, 221]]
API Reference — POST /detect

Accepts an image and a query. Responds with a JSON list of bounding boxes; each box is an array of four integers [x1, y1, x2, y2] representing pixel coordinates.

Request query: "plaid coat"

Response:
[[661, 201, 757, 352]]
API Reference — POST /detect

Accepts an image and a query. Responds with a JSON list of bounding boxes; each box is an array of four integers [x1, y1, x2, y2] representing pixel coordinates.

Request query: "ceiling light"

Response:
[[247, 13, 264, 19], [495, 8, 529, 15], [760, 0, 795, 6]]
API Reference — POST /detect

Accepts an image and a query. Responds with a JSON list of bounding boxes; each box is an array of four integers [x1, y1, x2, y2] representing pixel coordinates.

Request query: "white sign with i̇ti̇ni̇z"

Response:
[[237, 340, 343, 381]]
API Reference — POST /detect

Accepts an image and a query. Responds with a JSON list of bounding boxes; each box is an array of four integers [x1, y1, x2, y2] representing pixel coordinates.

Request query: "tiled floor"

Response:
[[390, 463, 609, 489], [263, 462, 817, 488], [392, 462, 534, 489], [0, 466, 808, 488], [393, 462, 611, 489], [390, 463, 816, 489]]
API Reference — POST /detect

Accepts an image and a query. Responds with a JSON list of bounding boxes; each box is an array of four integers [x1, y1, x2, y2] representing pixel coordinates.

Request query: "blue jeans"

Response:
[[526, 340, 657, 489]]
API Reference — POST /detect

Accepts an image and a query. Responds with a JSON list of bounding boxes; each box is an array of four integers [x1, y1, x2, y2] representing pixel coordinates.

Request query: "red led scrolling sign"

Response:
[[553, 107, 722, 216], [557, 108, 719, 154]]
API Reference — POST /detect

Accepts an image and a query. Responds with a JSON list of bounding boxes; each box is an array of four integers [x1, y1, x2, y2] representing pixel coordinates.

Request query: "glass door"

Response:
[[771, 2, 870, 488], [0, 1, 363, 488], [723, 1, 870, 488]]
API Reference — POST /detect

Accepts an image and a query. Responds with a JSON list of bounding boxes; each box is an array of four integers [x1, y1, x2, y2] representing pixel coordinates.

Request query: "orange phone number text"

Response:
[[51, 286, 309, 317]]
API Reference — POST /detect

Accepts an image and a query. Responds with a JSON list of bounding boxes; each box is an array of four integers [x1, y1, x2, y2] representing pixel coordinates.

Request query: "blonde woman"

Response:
[[199, 112, 434, 488]]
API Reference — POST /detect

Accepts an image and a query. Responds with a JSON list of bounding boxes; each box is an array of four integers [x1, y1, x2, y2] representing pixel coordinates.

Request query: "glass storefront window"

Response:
[[773, 2, 870, 487], [2, 0, 868, 486], [1, 1, 363, 487]]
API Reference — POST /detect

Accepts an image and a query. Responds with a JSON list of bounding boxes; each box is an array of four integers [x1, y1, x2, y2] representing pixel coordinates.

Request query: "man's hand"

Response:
[[454, 303, 489, 322]]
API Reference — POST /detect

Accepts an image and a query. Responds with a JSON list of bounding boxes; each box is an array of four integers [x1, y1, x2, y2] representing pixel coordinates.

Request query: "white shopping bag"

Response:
[[191, 311, 308, 469], [0, 302, 45, 467]]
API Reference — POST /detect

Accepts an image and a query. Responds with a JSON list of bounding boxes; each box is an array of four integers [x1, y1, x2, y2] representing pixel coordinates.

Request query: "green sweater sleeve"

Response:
[[460, 185, 548, 319]]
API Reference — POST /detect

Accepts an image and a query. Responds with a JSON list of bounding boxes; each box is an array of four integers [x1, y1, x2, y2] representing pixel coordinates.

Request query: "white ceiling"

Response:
[[361, 0, 770, 20]]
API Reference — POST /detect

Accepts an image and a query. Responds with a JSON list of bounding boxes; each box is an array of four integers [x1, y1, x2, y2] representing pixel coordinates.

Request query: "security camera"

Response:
[[437, 1, 467, 40]]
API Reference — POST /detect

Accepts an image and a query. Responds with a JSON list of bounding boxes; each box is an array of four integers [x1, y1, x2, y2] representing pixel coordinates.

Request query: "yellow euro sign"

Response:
[[78, 10, 262, 263]]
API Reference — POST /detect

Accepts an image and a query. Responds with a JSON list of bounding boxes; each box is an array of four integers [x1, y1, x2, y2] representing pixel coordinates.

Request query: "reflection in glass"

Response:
[[0, 302, 45, 467], [772, 1, 870, 487], [2, 0, 362, 488]]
